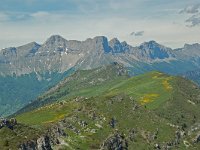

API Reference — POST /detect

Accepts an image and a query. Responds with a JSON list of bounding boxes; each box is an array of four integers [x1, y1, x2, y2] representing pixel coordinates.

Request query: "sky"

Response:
[[0, 0, 200, 49]]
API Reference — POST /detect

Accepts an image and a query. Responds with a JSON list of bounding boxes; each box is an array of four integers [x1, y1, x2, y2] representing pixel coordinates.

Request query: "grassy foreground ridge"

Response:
[[1, 64, 200, 149]]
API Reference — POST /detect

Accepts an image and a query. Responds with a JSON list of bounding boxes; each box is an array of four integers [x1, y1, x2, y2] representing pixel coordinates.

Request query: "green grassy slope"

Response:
[[15, 63, 128, 114], [2, 64, 200, 149], [17, 95, 177, 149]]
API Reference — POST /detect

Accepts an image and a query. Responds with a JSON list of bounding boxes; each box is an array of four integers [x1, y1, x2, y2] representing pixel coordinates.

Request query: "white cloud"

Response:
[[186, 14, 200, 27], [130, 31, 144, 37], [180, 4, 200, 14], [179, 3, 200, 27]]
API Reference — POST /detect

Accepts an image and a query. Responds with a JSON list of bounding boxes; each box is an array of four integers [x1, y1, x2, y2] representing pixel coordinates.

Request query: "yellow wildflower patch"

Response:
[[140, 93, 159, 105], [43, 114, 66, 124], [152, 72, 163, 79], [162, 77, 173, 91], [152, 75, 158, 79], [58, 114, 65, 119], [43, 120, 54, 124]]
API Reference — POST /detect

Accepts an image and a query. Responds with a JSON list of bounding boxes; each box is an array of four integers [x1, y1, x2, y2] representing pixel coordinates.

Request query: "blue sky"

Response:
[[0, 0, 200, 49]]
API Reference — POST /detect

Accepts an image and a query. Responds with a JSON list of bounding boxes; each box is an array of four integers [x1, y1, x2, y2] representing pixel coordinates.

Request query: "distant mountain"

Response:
[[1, 35, 200, 76], [175, 43, 200, 58], [137, 40, 175, 61], [0, 35, 200, 116], [0, 35, 81, 76]]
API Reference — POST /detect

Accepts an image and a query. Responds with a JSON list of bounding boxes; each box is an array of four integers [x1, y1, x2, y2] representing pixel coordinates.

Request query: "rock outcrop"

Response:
[[19, 124, 67, 150], [101, 133, 128, 150], [0, 118, 17, 130]]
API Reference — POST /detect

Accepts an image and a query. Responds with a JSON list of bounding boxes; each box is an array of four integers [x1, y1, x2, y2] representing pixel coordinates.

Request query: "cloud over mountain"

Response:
[[130, 31, 144, 37], [180, 3, 200, 27], [186, 14, 200, 27]]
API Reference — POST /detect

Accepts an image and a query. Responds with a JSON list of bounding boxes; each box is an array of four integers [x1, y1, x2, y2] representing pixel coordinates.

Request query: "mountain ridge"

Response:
[[1, 35, 200, 117], [1, 34, 200, 76]]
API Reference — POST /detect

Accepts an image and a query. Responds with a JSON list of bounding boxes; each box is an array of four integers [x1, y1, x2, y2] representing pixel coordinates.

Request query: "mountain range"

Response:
[[1, 35, 200, 76], [0, 35, 200, 116]]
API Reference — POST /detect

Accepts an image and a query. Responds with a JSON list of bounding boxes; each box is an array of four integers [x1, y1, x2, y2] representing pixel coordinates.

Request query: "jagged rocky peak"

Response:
[[178, 43, 200, 57], [45, 35, 67, 44], [40, 35, 68, 52], [139, 40, 173, 59], [109, 38, 121, 45], [0, 42, 41, 57], [121, 41, 128, 46], [140, 40, 165, 49], [183, 43, 200, 50], [109, 38, 124, 53], [109, 38, 128, 53], [91, 36, 110, 53], [93, 36, 107, 42]]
